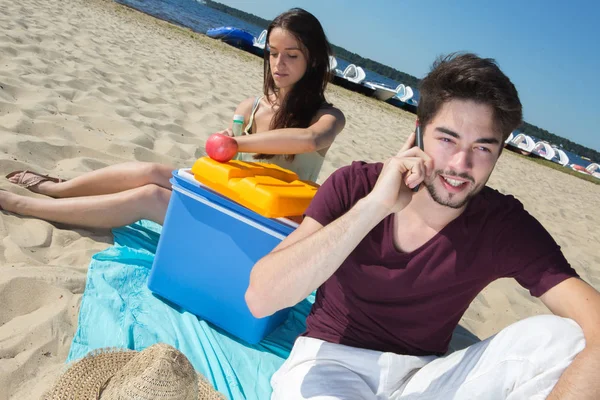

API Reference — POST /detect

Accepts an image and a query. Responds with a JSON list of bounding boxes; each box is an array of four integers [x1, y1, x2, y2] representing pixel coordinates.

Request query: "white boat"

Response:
[[394, 85, 413, 102], [570, 164, 591, 174], [253, 29, 267, 51], [530, 141, 556, 161], [329, 57, 365, 82], [586, 163, 599, 175], [393, 85, 418, 105], [507, 133, 535, 155], [329, 56, 343, 77], [394, 84, 406, 100], [550, 147, 569, 166], [329, 57, 374, 95], [405, 88, 420, 107], [387, 84, 418, 113], [504, 131, 515, 147], [362, 82, 400, 101], [341, 64, 366, 84]]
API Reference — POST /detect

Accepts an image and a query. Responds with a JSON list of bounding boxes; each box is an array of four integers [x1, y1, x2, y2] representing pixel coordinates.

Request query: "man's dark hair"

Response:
[[418, 52, 522, 141]]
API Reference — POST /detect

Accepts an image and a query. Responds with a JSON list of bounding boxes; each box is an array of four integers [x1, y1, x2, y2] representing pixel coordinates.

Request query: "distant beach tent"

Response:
[[509, 133, 536, 155], [531, 141, 556, 161]]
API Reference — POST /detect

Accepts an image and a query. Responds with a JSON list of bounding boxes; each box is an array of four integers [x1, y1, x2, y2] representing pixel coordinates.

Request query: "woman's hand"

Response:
[[214, 128, 235, 137]]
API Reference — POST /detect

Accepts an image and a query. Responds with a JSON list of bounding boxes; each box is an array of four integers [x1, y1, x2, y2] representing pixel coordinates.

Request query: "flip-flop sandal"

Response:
[[5, 170, 64, 189]]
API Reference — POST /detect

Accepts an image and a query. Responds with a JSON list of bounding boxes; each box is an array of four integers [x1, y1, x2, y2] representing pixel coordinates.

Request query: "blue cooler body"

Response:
[[148, 169, 297, 344]]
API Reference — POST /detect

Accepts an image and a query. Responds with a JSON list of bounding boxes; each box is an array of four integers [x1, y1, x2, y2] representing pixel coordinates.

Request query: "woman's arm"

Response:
[[235, 107, 346, 155]]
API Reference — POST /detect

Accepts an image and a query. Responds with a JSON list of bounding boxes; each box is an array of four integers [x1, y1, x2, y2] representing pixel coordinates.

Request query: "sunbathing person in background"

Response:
[[0, 8, 345, 228], [246, 53, 600, 400]]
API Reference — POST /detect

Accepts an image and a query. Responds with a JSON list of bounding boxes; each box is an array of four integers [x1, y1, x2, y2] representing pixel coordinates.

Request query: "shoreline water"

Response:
[[118, 0, 600, 168]]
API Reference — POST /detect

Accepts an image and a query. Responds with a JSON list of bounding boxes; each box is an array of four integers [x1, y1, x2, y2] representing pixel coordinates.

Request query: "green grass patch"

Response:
[[512, 152, 599, 185]]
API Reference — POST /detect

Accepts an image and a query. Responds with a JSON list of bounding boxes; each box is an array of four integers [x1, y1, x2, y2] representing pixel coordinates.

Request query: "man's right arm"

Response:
[[244, 197, 388, 318], [245, 130, 432, 318]]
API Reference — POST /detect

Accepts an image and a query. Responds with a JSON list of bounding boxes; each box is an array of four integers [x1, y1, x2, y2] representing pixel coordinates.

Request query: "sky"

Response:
[[217, 0, 600, 152]]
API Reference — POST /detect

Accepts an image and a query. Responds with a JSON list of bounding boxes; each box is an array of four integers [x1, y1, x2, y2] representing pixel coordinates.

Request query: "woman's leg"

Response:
[[7, 162, 174, 198], [0, 184, 171, 228]]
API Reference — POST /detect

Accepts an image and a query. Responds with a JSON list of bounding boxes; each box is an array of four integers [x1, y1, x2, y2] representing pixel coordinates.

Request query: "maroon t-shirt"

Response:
[[302, 161, 578, 356]]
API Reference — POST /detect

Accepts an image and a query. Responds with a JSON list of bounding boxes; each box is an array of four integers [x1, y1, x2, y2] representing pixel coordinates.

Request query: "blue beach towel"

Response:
[[68, 220, 314, 400]]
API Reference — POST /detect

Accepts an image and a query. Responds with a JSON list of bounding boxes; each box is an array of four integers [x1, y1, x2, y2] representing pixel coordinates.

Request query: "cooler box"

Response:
[[148, 158, 317, 344], [191, 156, 318, 218]]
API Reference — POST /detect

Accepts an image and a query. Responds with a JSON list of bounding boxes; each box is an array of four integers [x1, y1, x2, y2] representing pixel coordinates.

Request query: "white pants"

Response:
[[271, 315, 585, 400]]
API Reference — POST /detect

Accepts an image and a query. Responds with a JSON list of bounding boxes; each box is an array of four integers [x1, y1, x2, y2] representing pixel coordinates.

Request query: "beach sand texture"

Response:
[[0, 0, 599, 398]]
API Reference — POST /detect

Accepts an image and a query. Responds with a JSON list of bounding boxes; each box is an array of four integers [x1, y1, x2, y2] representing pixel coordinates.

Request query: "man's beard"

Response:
[[424, 169, 484, 209]]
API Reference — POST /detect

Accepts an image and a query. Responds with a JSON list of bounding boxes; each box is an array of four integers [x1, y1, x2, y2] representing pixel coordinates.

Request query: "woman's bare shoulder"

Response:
[[237, 96, 257, 112], [233, 96, 260, 121], [315, 104, 346, 123]]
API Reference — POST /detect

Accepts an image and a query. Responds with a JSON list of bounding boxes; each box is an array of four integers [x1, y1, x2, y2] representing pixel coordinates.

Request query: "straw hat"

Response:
[[43, 343, 225, 400]]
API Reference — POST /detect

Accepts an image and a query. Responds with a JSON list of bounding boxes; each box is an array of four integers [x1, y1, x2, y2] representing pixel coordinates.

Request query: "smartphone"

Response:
[[412, 122, 424, 192]]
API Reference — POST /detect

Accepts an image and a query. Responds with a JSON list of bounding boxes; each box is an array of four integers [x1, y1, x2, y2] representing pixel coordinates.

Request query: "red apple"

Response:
[[205, 133, 239, 163]]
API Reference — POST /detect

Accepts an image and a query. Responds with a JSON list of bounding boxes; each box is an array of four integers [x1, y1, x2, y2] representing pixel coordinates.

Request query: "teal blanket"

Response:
[[68, 220, 313, 400]]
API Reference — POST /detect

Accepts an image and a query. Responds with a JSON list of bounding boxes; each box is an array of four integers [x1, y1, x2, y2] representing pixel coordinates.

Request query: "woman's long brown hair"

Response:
[[254, 8, 332, 160]]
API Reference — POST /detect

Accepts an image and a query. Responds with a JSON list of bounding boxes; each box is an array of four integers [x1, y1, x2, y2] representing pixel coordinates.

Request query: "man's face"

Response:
[[422, 99, 503, 209]]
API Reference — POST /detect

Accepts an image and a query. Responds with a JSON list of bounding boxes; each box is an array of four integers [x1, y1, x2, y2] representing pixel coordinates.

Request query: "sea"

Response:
[[115, 0, 595, 169], [114, 0, 400, 88]]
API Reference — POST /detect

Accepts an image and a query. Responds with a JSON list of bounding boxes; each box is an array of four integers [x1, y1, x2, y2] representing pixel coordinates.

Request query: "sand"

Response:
[[0, 0, 599, 398]]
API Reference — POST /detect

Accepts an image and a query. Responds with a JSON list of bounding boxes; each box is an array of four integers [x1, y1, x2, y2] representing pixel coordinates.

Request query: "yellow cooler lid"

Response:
[[191, 157, 319, 218]]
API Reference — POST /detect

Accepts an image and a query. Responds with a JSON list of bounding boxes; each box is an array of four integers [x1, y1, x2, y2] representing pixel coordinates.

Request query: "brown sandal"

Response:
[[5, 170, 64, 189]]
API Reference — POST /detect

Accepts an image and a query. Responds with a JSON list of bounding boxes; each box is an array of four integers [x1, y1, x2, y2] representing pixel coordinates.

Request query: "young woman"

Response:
[[0, 8, 345, 228]]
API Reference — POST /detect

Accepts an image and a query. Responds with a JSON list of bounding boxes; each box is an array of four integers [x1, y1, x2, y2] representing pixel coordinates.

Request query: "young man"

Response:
[[245, 53, 600, 399]]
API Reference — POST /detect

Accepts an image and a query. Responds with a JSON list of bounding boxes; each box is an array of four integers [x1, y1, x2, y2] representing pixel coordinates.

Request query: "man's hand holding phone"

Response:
[[412, 122, 424, 192], [366, 125, 432, 215]]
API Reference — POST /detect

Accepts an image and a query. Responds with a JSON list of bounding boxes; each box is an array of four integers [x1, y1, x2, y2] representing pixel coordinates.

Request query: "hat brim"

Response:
[[43, 348, 138, 400], [43, 347, 225, 400]]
